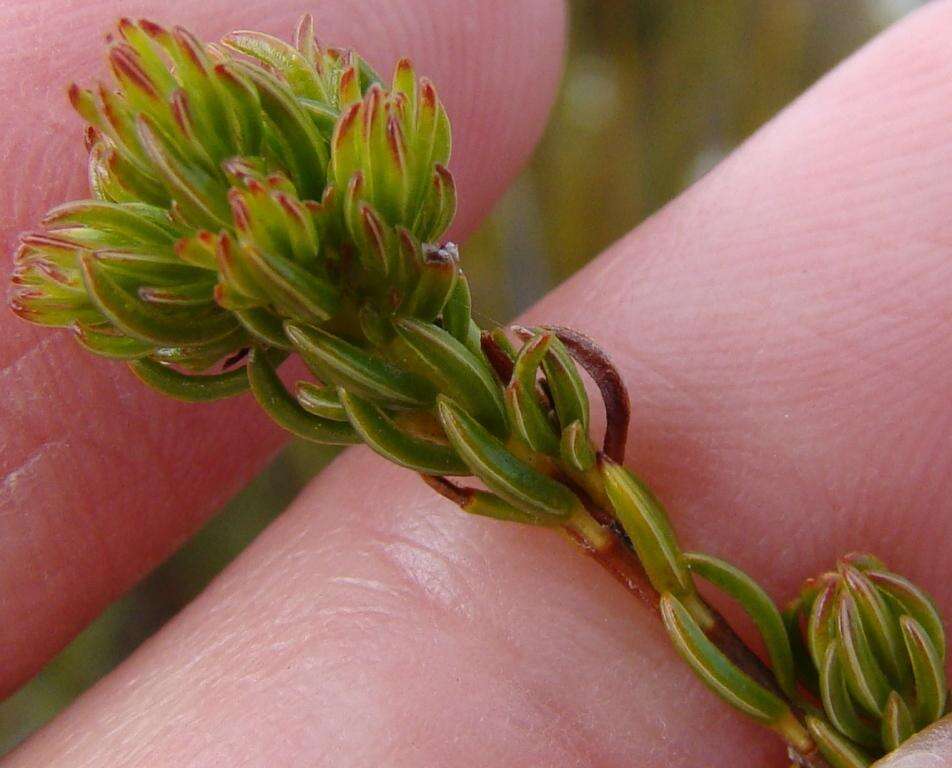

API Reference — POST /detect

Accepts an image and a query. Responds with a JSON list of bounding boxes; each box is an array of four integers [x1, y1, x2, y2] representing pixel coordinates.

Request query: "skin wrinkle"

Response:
[[102, 452, 760, 765], [378, 536, 480, 619], [0, 439, 116, 633], [0, 340, 66, 476], [329, 484, 628, 768], [0, 334, 56, 396], [309, 510, 558, 762]]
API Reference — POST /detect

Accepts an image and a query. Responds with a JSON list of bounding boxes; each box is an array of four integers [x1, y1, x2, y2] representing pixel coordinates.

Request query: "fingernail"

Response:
[[872, 715, 952, 768]]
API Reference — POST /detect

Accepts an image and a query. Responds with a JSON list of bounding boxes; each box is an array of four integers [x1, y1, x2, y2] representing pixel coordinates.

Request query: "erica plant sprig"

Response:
[[9, 17, 948, 768]]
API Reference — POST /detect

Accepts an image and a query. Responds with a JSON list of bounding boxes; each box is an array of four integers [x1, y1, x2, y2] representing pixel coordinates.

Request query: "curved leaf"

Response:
[[809, 577, 840, 672], [247, 349, 358, 445], [437, 396, 580, 520], [340, 389, 468, 476], [296, 382, 348, 421], [242, 246, 339, 322], [286, 322, 435, 408], [806, 716, 872, 768], [73, 322, 154, 359], [837, 592, 891, 717], [540, 334, 589, 432], [390, 318, 507, 436], [899, 615, 947, 727], [441, 272, 472, 344], [841, 564, 907, 687], [506, 333, 559, 455], [881, 690, 915, 752], [685, 551, 797, 699], [660, 593, 811, 751], [818, 643, 880, 748], [867, 570, 946, 662], [81, 253, 238, 345], [602, 460, 692, 599], [560, 420, 596, 472], [234, 307, 293, 349], [129, 357, 249, 402]]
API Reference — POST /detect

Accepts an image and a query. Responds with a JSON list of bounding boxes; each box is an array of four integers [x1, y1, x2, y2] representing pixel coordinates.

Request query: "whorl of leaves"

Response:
[[785, 554, 948, 765], [11, 16, 456, 372]]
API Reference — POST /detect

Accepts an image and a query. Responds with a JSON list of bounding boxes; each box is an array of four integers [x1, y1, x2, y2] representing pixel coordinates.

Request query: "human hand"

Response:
[[2, 1, 950, 766]]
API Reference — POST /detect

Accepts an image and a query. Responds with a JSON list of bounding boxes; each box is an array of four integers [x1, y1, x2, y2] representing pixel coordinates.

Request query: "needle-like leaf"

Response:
[[247, 349, 358, 444], [286, 321, 436, 408], [560, 420, 596, 472], [841, 564, 907, 687], [73, 322, 154, 360], [539, 333, 589, 432], [234, 308, 293, 349], [401, 243, 458, 321], [867, 570, 946, 662], [818, 643, 880, 748], [242, 246, 339, 322], [391, 318, 507, 436], [437, 396, 581, 520], [806, 716, 872, 768], [899, 615, 947, 727], [685, 551, 797, 699], [660, 592, 811, 751], [80, 253, 238, 346], [809, 576, 839, 672], [440, 272, 472, 344], [881, 690, 915, 752], [506, 333, 559, 455], [836, 592, 891, 717], [602, 459, 693, 599], [129, 357, 250, 401], [296, 381, 348, 421], [339, 389, 468, 475]]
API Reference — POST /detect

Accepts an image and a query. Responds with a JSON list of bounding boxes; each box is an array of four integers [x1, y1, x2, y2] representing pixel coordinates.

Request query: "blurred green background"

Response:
[[0, 0, 924, 754]]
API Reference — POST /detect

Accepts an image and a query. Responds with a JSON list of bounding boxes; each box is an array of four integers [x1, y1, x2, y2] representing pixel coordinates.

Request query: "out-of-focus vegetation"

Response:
[[0, 0, 923, 753]]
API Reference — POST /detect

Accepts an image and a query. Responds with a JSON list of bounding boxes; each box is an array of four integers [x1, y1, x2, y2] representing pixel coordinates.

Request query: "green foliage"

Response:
[[602, 459, 695, 601], [685, 552, 797, 699], [11, 13, 611, 568], [12, 17, 456, 373], [660, 592, 809, 749], [787, 556, 949, 760], [5, 10, 946, 767]]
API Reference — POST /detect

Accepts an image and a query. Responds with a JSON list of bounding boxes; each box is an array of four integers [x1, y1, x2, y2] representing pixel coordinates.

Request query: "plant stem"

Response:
[[564, 510, 830, 768], [455, 324, 830, 766]]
